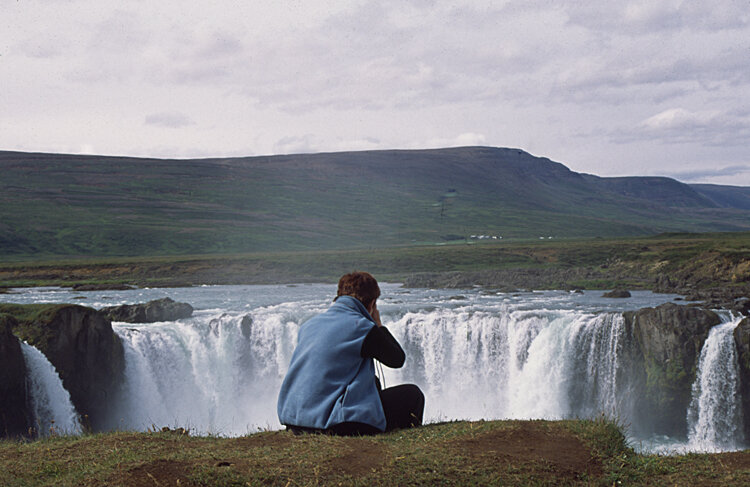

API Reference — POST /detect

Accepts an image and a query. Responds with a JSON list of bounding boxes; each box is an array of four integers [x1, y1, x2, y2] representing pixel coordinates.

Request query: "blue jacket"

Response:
[[277, 295, 386, 431]]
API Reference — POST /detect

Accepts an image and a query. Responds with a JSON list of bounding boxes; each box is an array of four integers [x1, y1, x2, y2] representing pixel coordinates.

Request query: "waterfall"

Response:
[[23, 288, 730, 452], [110, 306, 304, 435], [686, 315, 745, 452], [384, 308, 631, 424], [20, 342, 82, 436]]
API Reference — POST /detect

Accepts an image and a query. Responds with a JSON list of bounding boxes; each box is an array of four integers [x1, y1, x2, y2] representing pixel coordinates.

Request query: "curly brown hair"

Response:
[[335, 271, 381, 310]]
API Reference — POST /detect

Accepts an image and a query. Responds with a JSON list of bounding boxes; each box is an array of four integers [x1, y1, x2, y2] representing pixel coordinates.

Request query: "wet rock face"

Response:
[[12, 305, 124, 431], [0, 315, 31, 438], [101, 297, 193, 323], [735, 299, 750, 317], [602, 289, 631, 298], [733, 318, 750, 442], [71, 283, 134, 291], [624, 303, 720, 438]]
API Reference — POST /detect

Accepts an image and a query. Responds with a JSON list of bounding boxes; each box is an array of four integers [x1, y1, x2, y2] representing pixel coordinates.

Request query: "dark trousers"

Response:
[[380, 383, 425, 431], [288, 383, 425, 436]]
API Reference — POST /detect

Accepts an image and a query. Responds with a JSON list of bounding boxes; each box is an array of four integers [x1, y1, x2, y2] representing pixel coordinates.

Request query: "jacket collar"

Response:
[[333, 295, 374, 321]]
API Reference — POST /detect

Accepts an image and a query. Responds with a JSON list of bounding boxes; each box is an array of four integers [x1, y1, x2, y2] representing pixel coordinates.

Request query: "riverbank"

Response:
[[2, 419, 750, 486], [2, 232, 749, 299]]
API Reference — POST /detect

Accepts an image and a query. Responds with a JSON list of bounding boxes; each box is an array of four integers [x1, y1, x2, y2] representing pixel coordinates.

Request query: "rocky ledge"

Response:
[[623, 303, 721, 438], [71, 283, 135, 291], [0, 314, 31, 437], [733, 318, 750, 442], [101, 297, 193, 323], [6, 304, 125, 431], [602, 289, 631, 298]]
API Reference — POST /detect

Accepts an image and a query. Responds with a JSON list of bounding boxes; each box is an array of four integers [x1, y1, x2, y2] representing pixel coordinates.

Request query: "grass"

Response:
[[3, 148, 750, 259], [1, 419, 748, 486], [1, 232, 749, 292], [0, 304, 72, 351]]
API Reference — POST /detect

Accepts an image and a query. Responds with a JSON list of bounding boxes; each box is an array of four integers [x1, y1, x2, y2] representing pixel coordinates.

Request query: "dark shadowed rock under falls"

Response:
[[0, 314, 31, 438], [7, 305, 125, 432]]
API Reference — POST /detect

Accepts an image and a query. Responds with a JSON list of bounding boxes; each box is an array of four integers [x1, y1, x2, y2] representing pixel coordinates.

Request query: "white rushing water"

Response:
[[110, 308, 303, 433], [20, 342, 82, 436], [3, 284, 746, 451], [686, 315, 745, 452], [110, 306, 634, 434], [382, 308, 629, 423]]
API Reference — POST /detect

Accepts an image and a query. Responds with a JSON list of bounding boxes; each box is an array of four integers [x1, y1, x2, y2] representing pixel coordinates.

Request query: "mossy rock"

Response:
[[734, 317, 750, 442], [2, 303, 125, 431], [625, 303, 720, 437]]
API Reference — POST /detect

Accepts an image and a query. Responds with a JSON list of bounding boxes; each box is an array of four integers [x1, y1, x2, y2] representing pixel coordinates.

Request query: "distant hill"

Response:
[[690, 184, 750, 210], [1, 146, 749, 258]]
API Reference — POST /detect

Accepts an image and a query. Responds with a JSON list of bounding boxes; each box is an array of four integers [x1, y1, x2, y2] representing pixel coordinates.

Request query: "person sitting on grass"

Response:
[[277, 271, 424, 435]]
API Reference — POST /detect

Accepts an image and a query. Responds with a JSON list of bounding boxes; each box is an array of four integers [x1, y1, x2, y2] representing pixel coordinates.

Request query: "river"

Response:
[[4, 283, 744, 453]]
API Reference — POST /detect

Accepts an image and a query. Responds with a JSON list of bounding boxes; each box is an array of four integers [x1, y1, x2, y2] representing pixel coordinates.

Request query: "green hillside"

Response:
[[2, 147, 749, 259]]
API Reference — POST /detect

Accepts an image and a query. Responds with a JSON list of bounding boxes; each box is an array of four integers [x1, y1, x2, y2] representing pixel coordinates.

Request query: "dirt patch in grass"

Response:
[[116, 459, 196, 487], [453, 422, 602, 481], [322, 437, 388, 477], [220, 432, 388, 483], [715, 451, 750, 470]]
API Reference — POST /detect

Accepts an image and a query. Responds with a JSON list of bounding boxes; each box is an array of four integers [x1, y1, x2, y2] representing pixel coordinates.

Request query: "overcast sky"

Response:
[[2, 1, 749, 185]]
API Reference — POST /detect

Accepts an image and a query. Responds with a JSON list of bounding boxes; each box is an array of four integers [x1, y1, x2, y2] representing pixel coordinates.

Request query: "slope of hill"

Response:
[[690, 183, 750, 210], [1, 146, 749, 258]]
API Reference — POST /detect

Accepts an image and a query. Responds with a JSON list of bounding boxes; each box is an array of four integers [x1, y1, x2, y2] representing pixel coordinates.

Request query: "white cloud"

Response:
[[273, 135, 382, 155], [421, 132, 487, 149], [78, 144, 95, 155], [642, 108, 716, 130], [668, 164, 750, 183], [567, 1, 749, 33], [144, 112, 195, 128], [609, 107, 750, 146], [1, 1, 750, 184], [273, 135, 317, 155]]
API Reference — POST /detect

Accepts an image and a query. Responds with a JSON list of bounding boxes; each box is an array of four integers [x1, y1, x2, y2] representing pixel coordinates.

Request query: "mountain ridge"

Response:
[[1, 146, 748, 258]]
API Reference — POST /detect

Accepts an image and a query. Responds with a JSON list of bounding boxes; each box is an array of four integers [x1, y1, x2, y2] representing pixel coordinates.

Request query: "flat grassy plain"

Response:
[[1, 232, 749, 292], [2, 419, 750, 486]]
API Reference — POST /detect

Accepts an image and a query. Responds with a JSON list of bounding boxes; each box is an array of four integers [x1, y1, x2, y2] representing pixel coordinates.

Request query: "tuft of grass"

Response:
[[567, 415, 631, 460]]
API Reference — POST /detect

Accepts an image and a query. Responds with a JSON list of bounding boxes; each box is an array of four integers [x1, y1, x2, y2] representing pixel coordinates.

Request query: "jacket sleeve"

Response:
[[360, 326, 405, 368]]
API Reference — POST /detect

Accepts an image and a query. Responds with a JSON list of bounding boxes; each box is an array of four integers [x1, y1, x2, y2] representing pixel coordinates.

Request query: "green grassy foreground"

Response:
[[1, 419, 749, 486]]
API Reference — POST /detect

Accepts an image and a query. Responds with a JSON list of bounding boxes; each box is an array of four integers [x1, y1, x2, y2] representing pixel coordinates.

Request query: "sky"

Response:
[[1, 0, 749, 185]]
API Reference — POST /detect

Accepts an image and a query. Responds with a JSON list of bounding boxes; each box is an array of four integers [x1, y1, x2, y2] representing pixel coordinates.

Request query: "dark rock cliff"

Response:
[[0, 314, 31, 437], [623, 303, 720, 438], [10, 305, 124, 431], [101, 297, 193, 323], [734, 317, 750, 442]]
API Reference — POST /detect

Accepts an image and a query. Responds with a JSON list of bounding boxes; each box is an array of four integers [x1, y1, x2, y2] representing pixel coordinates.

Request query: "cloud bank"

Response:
[[1, 0, 748, 184]]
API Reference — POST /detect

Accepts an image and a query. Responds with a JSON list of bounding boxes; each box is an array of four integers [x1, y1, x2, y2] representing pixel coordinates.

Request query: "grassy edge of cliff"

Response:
[[2, 418, 750, 486]]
